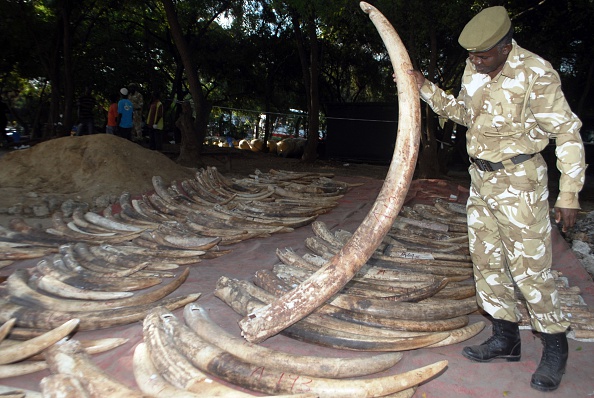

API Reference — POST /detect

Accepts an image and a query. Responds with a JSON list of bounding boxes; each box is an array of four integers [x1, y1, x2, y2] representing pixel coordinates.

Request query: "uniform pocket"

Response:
[[506, 158, 539, 192]]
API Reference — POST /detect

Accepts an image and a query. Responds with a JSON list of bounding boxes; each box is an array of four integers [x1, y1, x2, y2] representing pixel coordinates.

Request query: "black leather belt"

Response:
[[471, 154, 535, 172]]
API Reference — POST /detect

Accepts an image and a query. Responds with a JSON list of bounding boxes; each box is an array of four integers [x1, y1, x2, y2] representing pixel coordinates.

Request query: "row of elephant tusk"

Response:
[[183, 303, 404, 378], [218, 276, 448, 348], [140, 306, 443, 397], [0, 317, 128, 382], [35, 257, 163, 292], [0, 167, 349, 270], [3, 267, 189, 312], [0, 285, 200, 331], [219, 274, 477, 335], [278, 219, 477, 296]]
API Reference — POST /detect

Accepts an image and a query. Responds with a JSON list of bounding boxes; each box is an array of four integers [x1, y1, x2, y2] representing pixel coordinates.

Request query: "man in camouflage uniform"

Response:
[[128, 83, 144, 140], [408, 6, 586, 392]]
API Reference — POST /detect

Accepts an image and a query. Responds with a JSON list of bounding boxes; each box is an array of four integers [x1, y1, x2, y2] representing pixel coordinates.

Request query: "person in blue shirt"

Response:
[[117, 88, 134, 141]]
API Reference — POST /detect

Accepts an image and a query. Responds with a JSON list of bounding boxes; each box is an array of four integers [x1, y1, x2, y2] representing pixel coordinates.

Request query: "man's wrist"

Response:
[[554, 191, 580, 209]]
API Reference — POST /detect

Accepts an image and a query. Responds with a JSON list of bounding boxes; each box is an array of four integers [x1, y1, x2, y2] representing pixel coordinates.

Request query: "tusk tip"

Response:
[[359, 1, 374, 14]]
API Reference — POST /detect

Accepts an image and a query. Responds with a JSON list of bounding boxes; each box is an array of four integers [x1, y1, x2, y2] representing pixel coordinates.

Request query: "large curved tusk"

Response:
[[44, 339, 146, 398], [0, 361, 49, 378], [183, 303, 403, 378], [133, 342, 205, 398], [142, 309, 255, 397], [0, 319, 79, 365], [137, 332, 320, 398], [238, 1, 421, 343], [162, 307, 447, 397], [40, 374, 92, 398], [326, 295, 478, 320], [28, 272, 133, 300], [0, 318, 16, 343], [83, 211, 146, 232], [0, 337, 128, 361]]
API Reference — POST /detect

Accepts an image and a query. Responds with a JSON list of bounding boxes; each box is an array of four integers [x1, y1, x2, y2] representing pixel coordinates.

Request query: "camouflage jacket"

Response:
[[129, 92, 144, 112], [420, 41, 586, 209]]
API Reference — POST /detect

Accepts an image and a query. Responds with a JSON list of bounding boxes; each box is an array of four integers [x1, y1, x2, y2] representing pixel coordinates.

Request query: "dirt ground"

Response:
[[0, 134, 396, 215]]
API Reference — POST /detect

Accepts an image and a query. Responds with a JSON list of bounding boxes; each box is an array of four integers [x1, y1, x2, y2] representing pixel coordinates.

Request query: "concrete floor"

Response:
[[1, 175, 593, 397]]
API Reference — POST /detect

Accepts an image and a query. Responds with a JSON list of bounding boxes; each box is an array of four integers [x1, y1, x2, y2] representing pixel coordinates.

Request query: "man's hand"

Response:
[[393, 70, 426, 90], [407, 70, 426, 90], [554, 207, 578, 233]]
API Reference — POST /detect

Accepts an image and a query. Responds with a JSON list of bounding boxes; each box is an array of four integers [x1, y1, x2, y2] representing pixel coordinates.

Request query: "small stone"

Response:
[[33, 204, 50, 217], [8, 204, 23, 215], [93, 194, 115, 209], [61, 200, 88, 218], [45, 196, 63, 212], [572, 240, 592, 257]]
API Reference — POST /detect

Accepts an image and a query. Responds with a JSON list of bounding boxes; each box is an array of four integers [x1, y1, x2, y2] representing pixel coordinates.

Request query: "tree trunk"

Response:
[[302, 14, 320, 162], [61, 0, 74, 137], [176, 101, 207, 168], [290, 10, 319, 163], [161, 0, 207, 167], [415, 23, 440, 178]]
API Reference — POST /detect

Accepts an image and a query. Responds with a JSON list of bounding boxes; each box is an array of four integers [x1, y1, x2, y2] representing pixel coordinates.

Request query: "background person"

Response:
[[117, 88, 134, 141], [105, 93, 119, 135], [146, 91, 164, 150], [407, 6, 586, 392], [128, 83, 144, 140]]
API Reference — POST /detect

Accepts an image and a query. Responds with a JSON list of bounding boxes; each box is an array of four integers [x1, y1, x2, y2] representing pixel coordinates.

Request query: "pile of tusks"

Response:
[[130, 304, 441, 397], [0, 317, 127, 390], [389, 200, 594, 340], [216, 216, 483, 351], [0, 304, 439, 397], [0, 262, 199, 331], [0, 166, 354, 269]]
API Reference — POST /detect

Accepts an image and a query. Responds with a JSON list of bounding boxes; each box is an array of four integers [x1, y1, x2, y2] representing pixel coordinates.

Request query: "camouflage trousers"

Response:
[[133, 111, 143, 139], [467, 154, 569, 334]]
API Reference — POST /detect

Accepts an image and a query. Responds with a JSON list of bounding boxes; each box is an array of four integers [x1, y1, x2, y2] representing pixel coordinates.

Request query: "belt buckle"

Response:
[[475, 158, 493, 172]]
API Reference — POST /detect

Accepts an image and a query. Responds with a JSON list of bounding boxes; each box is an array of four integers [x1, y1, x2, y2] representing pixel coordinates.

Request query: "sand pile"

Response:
[[0, 134, 196, 211]]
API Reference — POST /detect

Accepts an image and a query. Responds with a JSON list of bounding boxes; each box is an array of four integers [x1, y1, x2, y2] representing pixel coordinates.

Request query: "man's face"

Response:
[[468, 43, 511, 77]]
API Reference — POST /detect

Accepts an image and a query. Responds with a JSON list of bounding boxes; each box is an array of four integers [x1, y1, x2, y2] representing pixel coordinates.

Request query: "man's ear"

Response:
[[502, 44, 512, 55]]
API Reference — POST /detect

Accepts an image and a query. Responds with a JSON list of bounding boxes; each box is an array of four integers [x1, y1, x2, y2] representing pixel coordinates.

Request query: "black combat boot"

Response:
[[462, 318, 521, 362], [530, 332, 568, 392]]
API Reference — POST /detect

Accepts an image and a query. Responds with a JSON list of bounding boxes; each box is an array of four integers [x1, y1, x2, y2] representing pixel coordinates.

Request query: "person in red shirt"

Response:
[[106, 93, 119, 135]]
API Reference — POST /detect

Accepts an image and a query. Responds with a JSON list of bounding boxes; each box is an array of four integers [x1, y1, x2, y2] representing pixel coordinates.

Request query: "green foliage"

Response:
[[0, 0, 592, 140]]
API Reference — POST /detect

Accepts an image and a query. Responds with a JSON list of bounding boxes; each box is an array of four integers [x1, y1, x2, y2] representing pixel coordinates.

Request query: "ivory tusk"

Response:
[[44, 339, 146, 398], [183, 303, 404, 378], [0, 319, 79, 365], [40, 374, 92, 398], [0, 318, 16, 343], [239, 1, 421, 343]]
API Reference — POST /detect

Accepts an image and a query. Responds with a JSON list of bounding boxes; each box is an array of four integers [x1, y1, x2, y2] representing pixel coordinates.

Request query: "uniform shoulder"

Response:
[[511, 44, 555, 77]]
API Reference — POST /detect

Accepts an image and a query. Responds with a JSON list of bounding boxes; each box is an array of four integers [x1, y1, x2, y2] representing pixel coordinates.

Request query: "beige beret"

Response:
[[458, 6, 511, 52]]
